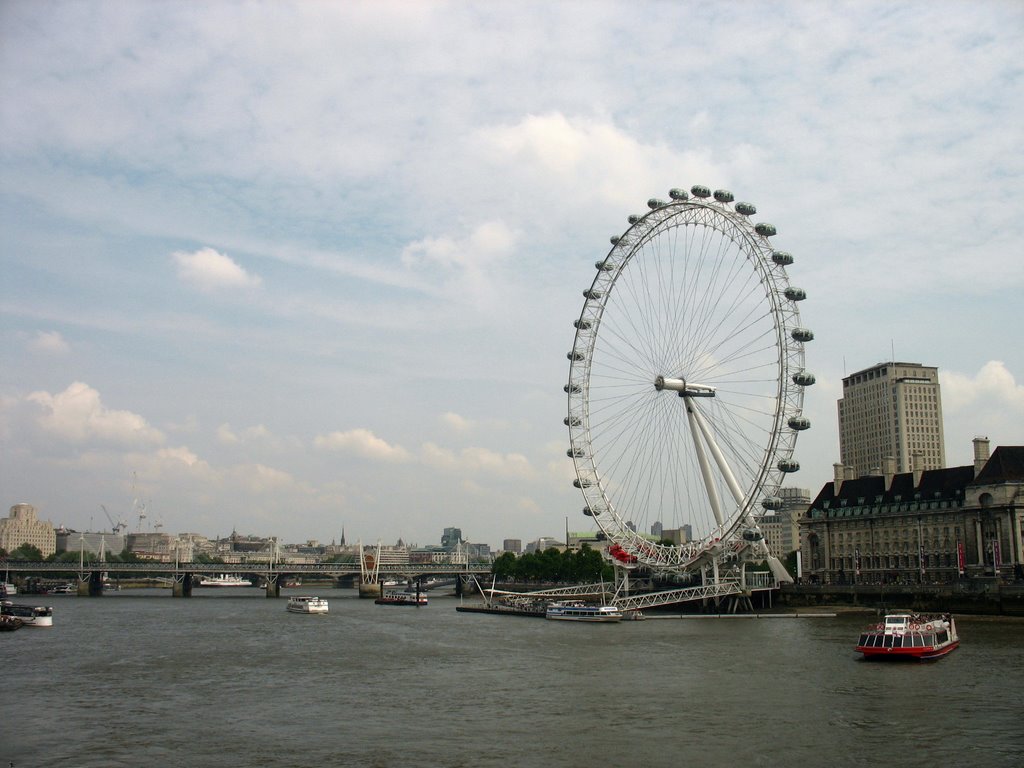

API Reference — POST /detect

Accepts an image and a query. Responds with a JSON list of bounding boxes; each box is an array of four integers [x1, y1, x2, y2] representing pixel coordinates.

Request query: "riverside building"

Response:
[[0, 503, 56, 558], [837, 361, 946, 477], [800, 438, 1023, 585]]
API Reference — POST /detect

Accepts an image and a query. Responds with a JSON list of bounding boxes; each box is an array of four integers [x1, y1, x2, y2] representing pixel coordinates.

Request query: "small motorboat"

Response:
[[286, 596, 329, 614]]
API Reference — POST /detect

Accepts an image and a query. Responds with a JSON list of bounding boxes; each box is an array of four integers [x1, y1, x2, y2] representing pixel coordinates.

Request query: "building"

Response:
[[56, 529, 126, 557], [0, 503, 56, 557], [837, 361, 946, 476], [502, 539, 522, 554], [800, 439, 1023, 585], [758, 487, 809, 557], [441, 527, 463, 549]]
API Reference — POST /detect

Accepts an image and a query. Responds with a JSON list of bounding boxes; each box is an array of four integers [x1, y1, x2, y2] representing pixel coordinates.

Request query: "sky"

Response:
[[1, 0, 1022, 550]]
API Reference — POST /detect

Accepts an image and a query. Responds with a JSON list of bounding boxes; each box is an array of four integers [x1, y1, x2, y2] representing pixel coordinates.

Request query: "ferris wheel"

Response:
[[565, 186, 813, 573]]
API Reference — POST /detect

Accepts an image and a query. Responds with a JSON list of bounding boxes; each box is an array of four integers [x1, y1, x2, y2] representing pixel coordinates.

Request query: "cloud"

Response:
[[28, 330, 69, 354], [439, 412, 474, 433], [420, 442, 534, 479], [26, 382, 165, 445], [314, 428, 411, 462], [217, 423, 272, 445], [941, 361, 1024, 413], [172, 247, 261, 292]]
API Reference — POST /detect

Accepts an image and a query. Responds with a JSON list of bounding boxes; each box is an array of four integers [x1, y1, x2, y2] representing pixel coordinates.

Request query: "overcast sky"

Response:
[[1, 1, 1022, 549]]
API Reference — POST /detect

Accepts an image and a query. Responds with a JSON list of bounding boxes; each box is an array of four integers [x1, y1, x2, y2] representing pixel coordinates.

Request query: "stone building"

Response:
[[838, 361, 945, 476], [800, 439, 1023, 585], [0, 503, 57, 557]]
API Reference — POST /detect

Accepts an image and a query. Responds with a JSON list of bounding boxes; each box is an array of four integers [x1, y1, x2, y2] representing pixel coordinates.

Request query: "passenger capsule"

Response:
[[582, 506, 594, 517], [596, 260, 614, 271], [647, 198, 666, 210], [564, 383, 581, 394], [761, 497, 784, 510], [713, 189, 734, 203], [628, 214, 641, 224], [610, 235, 620, 245], [583, 289, 602, 300], [791, 328, 814, 343], [573, 319, 592, 330], [573, 478, 593, 489], [792, 371, 816, 386], [778, 459, 800, 473], [564, 416, 581, 427], [669, 188, 690, 201], [772, 251, 794, 266], [787, 416, 811, 431], [735, 202, 757, 216], [784, 287, 806, 301], [567, 448, 585, 458], [567, 351, 584, 361], [755, 222, 777, 237], [742, 527, 764, 542], [690, 185, 711, 198]]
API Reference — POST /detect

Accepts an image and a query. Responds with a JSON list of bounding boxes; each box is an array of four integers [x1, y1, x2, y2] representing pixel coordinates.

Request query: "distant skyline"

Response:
[[2, 1, 1022, 549]]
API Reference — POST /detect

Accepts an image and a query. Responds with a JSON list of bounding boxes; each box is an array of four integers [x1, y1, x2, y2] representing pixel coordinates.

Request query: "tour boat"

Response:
[[49, 583, 75, 595], [375, 590, 428, 606], [1, 601, 54, 628], [545, 601, 623, 623], [286, 596, 329, 614], [856, 611, 959, 660], [197, 574, 252, 587]]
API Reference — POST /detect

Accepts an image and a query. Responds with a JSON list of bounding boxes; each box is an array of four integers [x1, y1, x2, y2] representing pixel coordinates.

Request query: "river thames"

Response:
[[2, 588, 1022, 767]]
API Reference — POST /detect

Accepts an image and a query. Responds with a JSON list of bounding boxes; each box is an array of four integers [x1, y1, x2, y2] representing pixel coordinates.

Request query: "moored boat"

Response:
[[375, 590, 427, 606], [49, 583, 75, 595], [545, 601, 623, 622], [856, 611, 959, 660], [0, 614, 24, 631], [1, 601, 54, 628], [197, 574, 251, 587], [286, 596, 329, 614]]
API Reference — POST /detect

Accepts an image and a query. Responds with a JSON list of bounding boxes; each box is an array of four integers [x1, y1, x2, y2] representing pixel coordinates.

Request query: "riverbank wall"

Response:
[[778, 580, 1024, 616]]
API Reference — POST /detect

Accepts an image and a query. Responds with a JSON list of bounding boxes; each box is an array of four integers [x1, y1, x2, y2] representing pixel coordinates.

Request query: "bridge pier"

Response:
[[265, 575, 280, 598], [77, 570, 103, 597], [172, 573, 193, 598]]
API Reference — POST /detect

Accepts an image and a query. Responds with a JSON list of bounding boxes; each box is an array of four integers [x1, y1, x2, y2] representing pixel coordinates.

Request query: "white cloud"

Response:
[[28, 330, 69, 354], [26, 382, 165, 445], [314, 428, 411, 462], [217, 423, 272, 445], [941, 361, 1024, 413], [172, 247, 261, 292], [420, 442, 534, 479], [439, 412, 473, 433]]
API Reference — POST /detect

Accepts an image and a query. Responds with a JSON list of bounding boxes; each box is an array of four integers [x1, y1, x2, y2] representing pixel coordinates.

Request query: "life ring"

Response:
[[925, 623, 933, 630]]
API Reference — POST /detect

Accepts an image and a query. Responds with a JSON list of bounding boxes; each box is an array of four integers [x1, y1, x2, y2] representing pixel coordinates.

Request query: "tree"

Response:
[[9, 543, 43, 561]]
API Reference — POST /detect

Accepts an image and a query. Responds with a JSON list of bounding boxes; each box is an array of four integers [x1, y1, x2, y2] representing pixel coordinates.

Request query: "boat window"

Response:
[[924, 634, 935, 646], [859, 634, 868, 647], [883, 635, 894, 648], [895, 635, 905, 648], [937, 631, 948, 644], [913, 634, 924, 648]]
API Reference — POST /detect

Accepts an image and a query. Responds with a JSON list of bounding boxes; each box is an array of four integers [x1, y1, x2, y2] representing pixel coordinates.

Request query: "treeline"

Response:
[[0, 544, 224, 565], [491, 545, 613, 583]]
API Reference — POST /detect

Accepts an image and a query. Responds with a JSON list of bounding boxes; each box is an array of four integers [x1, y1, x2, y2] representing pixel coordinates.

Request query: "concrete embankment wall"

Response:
[[779, 581, 1024, 616]]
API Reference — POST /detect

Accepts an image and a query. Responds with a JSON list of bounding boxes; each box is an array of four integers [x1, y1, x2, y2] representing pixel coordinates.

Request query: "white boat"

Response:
[[375, 590, 427, 606], [856, 611, 960, 660], [197, 574, 251, 587], [50, 584, 75, 595], [1, 582, 16, 596], [545, 601, 623, 622], [1, 601, 54, 628], [286, 596, 329, 614]]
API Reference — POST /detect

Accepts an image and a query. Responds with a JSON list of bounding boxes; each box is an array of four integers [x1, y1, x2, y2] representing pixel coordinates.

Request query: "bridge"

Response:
[[2, 559, 492, 598]]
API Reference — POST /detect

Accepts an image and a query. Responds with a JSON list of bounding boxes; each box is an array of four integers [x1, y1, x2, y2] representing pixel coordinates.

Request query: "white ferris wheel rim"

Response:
[[566, 188, 811, 571]]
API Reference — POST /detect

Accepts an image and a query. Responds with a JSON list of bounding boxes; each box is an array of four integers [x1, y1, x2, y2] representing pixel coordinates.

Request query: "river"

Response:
[[2, 588, 1022, 767]]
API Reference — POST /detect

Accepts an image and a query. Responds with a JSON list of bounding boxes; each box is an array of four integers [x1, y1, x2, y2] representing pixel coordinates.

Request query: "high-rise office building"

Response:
[[837, 361, 946, 477]]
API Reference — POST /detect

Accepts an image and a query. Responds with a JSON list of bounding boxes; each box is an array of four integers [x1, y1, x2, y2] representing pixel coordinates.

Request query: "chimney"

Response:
[[973, 436, 991, 477], [883, 456, 896, 489], [911, 451, 923, 487], [845, 465, 856, 481], [833, 463, 845, 495]]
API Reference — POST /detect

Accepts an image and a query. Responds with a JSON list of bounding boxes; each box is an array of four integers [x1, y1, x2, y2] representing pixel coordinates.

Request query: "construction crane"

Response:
[[100, 505, 127, 534]]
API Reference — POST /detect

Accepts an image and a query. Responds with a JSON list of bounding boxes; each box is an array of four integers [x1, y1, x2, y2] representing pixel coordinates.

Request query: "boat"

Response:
[[49, 584, 75, 595], [1, 581, 16, 596], [0, 614, 24, 631], [197, 574, 251, 587], [856, 611, 959, 660], [286, 596, 329, 614], [375, 590, 427, 606], [1, 601, 54, 628], [545, 601, 623, 622]]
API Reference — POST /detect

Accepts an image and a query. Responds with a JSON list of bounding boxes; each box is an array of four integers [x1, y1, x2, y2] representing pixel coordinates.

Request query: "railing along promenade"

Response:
[[2, 559, 492, 598]]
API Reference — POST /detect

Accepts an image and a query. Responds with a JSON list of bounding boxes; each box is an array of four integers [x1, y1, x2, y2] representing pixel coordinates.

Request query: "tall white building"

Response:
[[0, 503, 56, 557], [837, 362, 946, 477]]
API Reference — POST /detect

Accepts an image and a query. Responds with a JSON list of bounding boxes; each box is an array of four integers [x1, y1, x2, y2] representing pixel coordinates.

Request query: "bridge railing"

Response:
[[0, 560, 492, 576]]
